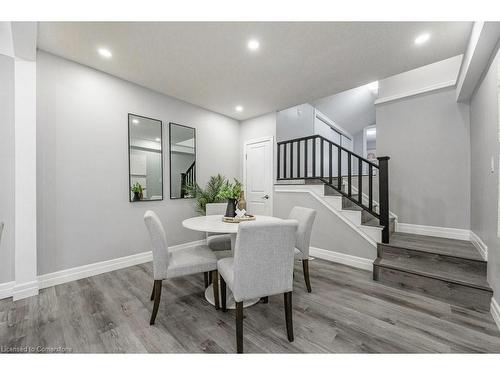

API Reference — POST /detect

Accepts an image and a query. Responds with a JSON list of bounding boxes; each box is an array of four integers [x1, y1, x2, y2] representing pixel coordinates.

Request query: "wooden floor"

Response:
[[1, 259, 500, 353]]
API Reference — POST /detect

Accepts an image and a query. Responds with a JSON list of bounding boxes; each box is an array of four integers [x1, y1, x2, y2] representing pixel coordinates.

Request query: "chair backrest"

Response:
[[143, 210, 170, 280], [206, 203, 227, 216], [232, 220, 298, 301], [287, 206, 316, 258], [206, 203, 228, 238]]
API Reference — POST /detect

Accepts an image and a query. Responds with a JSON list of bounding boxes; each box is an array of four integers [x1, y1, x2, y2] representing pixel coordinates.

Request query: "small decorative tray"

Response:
[[222, 214, 256, 223]]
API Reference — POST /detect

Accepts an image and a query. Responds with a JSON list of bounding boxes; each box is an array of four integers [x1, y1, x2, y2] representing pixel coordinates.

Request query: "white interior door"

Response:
[[244, 137, 273, 216]]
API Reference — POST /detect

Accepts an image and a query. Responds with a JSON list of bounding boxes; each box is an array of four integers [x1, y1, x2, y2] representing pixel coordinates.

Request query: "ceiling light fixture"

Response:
[[247, 39, 260, 51], [132, 119, 139, 124], [98, 47, 112, 58], [414, 33, 430, 46], [235, 105, 243, 112]]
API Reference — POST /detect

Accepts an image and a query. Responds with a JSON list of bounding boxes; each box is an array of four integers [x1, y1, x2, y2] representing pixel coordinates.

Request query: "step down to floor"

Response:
[[373, 233, 492, 311]]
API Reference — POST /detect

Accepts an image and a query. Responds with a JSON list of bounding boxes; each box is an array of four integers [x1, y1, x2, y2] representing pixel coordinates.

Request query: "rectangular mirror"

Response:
[[128, 114, 163, 202], [169, 122, 196, 199]]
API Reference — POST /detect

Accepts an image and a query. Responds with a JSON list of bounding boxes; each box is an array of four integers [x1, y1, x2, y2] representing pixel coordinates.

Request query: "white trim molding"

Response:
[[0, 240, 206, 300], [12, 280, 39, 301], [38, 239, 206, 290], [310, 247, 374, 271], [396, 222, 471, 241], [470, 231, 488, 260], [375, 80, 456, 105], [491, 297, 500, 333], [0, 281, 15, 300]]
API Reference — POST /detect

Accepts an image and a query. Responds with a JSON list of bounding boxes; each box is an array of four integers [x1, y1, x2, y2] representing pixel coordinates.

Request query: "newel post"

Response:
[[377, 156, 390, 243]]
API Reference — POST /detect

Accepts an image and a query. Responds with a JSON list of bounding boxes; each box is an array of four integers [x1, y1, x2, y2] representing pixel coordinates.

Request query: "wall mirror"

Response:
[[128, 114, 163, 202], [169, 122, 196, 199]]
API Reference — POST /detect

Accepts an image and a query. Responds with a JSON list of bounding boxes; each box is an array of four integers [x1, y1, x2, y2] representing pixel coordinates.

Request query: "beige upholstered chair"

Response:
[[144, 210, 220, 325], [217, 220, 298, 353], [288, 206, 317, 293]]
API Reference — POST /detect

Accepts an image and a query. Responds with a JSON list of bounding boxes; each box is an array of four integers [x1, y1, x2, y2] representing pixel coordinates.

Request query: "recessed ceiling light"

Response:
[[155, 137, 161, 142], [235, 105, 243, 112], [414, 33, 430, 46], [367, 81, 379, 93], [98, 47, 112, 58], [247, 39, 260, 51], [132, 119, 139, 124]]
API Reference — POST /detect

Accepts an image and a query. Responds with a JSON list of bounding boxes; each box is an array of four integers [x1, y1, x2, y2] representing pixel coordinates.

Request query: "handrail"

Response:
[[277, 134, 379, 168], [277, 134, 390, 243]]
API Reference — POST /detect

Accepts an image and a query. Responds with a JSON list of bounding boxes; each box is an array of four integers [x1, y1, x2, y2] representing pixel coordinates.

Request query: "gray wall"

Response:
[[376, 87, 471, 229], [276, 104, 314, 142], [274, 191, 376, 260], [470, 50, 500, 298], [311, 84, 376, 135], [36, 51, 240, 275], [0, 54, 15, 283]]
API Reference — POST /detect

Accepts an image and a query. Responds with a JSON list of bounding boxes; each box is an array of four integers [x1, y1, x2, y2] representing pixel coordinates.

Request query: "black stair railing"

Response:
[[277, 134, 390, 243], [180, 161, 196, 198]]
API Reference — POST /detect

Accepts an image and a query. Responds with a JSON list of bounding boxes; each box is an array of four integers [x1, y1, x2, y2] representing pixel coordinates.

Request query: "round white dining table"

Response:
[[182, 214, 283, 309]]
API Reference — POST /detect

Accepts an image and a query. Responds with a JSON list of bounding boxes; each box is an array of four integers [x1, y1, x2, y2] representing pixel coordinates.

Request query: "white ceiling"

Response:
[[37, 22, 472, 121]]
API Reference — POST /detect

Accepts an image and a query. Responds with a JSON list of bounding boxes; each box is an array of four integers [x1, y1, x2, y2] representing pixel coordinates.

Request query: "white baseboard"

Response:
[[12, 280, 39, 301], [491, 297, 500, 333], [396, 222, 471, 241], [310, 246, 374, 271], [0, 281, 15, 300], [38, 239, 206, 290], [0, 239, 206, 300], [470, 231, 488, 260]]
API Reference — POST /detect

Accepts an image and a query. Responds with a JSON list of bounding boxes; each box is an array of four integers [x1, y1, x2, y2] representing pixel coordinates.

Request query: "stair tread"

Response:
[[387, 232, 484, 261], [374, 256, 492, 291]]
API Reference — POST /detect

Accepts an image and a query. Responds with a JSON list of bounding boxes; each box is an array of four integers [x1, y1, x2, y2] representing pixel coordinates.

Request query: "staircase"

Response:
[[374, 232, 492, 311], [277, 135, 493, 312]]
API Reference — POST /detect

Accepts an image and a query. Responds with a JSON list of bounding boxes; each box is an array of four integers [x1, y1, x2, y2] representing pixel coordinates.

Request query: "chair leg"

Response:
[[212, 270, 220, 310], [204, 272, 209, 288], [284, 291, 294, 342], [302, 259, 312, 293], [150, 283, 155, 301], [235, 301, 244, 353], [260, 296, 269, 304], [220, 275, 227, 312], [150, 280, 162, 325]]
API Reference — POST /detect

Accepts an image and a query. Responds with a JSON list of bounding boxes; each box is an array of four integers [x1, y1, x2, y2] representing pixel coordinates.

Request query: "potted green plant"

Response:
[[185, 174, 226, 214], [131, 182, 143, 201], [217, 178, 242, 217]]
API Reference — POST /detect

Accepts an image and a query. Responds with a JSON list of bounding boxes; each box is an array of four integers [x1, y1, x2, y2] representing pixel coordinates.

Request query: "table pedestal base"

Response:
[[205, 283, 259, 310]]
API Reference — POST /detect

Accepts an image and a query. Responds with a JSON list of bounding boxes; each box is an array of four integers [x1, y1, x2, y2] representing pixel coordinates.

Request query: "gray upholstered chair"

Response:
[[144, 210, 220, 325], [288, 206, 317, 293], [204, 203, 232, 286], [218, 220, 298, 353], [205, 203, 232, 251]]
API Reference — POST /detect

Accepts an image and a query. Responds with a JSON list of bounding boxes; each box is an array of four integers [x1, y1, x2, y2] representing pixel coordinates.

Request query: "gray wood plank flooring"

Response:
[[388, 233, 483, 260], [1, 259, 500, 353]]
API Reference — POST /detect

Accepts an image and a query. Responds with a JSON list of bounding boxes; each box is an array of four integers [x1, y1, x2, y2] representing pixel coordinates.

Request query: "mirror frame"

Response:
[[127, 113, 164, 202], [169, 122, 196, 200]]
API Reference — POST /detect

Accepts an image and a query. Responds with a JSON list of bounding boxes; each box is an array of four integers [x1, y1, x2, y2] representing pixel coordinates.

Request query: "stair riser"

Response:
[[373, 265, 492, 311], [378, 244, 487, 274]]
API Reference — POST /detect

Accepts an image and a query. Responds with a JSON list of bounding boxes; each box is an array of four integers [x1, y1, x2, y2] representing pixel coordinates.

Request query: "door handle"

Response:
[[262, 195, 269, 199]]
